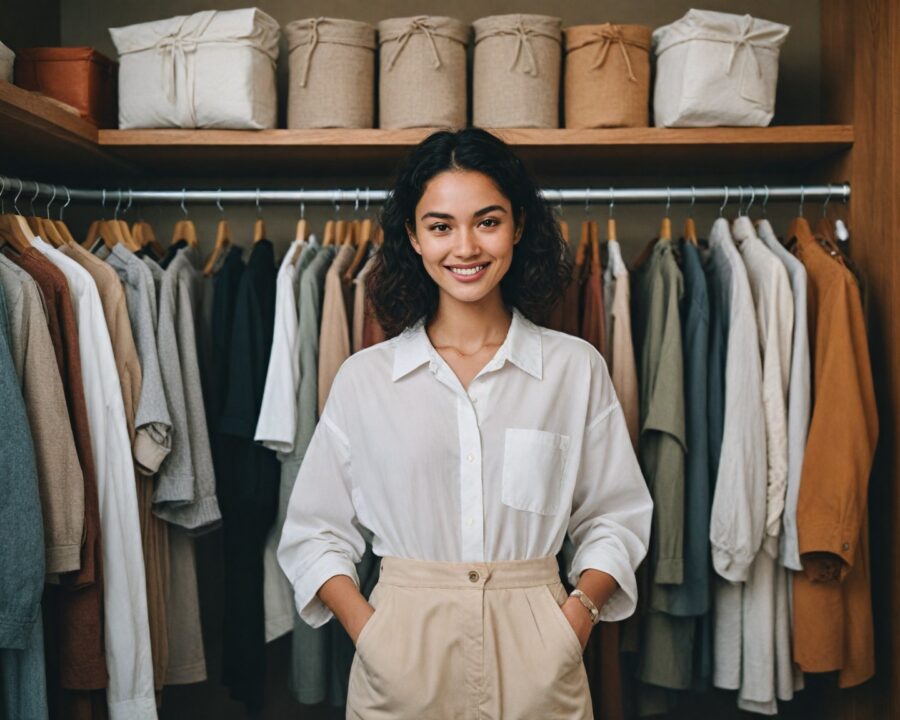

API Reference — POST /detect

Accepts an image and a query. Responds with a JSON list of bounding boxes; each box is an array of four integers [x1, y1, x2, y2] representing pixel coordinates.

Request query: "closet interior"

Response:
[[0, 0, 897, 719]]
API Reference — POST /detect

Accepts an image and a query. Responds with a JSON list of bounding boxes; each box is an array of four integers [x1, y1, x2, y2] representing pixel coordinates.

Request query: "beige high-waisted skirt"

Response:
[[347, 555, 594, 719]]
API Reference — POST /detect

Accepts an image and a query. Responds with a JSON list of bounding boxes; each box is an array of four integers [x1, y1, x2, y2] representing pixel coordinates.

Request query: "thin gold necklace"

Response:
[[433, 339, 503, 358]]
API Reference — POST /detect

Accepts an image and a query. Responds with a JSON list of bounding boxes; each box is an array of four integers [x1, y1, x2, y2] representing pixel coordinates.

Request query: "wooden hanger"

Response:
[[0, 212, 36, 252], [171, 219, 185, 245], [372, 222, 383, 248], [590, 219, 600, 268], [683, 216, 698, 246], [54, 218, 76, 245], [40, 217, 66, 248], [252, 217, 266, 243], [295, 218, 308, 244], [203, 217, 232, 276], [345, 218, 373, 281], [334, 220, 346, 248], [136, 220, 165, 258], [322, 219, 335, 246], [559, 219, 569, 245]]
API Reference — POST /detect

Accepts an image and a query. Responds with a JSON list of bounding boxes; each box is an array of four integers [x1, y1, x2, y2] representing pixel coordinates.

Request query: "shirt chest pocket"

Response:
[[501, 429, 570, 516]]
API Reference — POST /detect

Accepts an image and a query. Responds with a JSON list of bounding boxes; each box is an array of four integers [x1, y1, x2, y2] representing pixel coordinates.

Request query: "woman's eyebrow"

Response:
[[420, 205, 508, 221]]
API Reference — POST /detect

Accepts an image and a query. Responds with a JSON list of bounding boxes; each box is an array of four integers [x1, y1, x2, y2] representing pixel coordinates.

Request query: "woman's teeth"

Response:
[[449, 265, 485, 276]]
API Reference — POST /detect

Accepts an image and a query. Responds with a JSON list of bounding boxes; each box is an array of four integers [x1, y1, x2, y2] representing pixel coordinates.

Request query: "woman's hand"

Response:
[[349, 604, 376, 646], [561, 596, 594, 652]]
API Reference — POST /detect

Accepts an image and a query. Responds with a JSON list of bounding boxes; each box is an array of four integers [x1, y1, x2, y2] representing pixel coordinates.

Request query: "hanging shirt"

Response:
[[603, 239, 639, 449], [32, 237, 157, 720], [278, 306, 653, 630], [104, 244, 173, 475], [0, 274, 48, 720], [318, 243, 356, 415], [733, 215, 796, 714], [703, 219, 767, 694], [0, 255, 83, 575], [792, 218, 877, 689], [255, 239, 304, 455], [632, 239, 692, 691], [756, 220, 811, 573], [218, 239, 280, 714], [2, 245, 108, 693], [352, 252, 377, 354]]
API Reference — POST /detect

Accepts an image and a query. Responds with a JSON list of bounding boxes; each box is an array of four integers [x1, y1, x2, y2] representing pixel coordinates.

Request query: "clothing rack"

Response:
[[0, 175, 849, 212]]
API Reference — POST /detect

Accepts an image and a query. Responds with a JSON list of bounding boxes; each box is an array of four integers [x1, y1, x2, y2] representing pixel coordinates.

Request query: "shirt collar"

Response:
[[391, 306, 543, 382]]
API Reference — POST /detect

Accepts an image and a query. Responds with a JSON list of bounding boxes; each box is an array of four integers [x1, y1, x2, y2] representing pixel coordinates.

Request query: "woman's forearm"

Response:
[[317, 574, 374, 643]]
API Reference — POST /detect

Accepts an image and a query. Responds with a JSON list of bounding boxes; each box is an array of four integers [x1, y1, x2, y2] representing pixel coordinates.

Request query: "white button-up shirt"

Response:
[[278, 307, 653, 629]]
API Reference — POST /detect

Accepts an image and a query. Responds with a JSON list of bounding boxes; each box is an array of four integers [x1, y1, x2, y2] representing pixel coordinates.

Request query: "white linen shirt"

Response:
[[33, 237, 157, 720], [278, 307, 653, 629]]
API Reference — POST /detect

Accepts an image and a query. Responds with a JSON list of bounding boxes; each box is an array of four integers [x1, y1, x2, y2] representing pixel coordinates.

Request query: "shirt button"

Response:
[[466, 453, 474, 462], [842, 543, 850, 551], [468, 570, 479, 582], [470, 396, 478, 404]]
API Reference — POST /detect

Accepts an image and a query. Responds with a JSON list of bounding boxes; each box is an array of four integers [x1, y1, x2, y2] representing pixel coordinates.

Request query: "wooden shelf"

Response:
[[97, 126, 854, 178], [0, 81, 853, 180]]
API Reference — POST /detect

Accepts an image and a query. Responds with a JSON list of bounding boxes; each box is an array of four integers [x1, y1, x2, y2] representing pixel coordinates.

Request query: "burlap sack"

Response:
[[286, 17, 376, 129], [377, 16, 469, 129], [564, 23, 651, 129], [652, 10, 790, 127], [473, 14, 561, 129], [110, 8, 279, 129]]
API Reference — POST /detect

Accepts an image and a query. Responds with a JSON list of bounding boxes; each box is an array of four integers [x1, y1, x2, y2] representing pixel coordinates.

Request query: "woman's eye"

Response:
[[430, 223, 450, 233], [480, 217, 500, 228]]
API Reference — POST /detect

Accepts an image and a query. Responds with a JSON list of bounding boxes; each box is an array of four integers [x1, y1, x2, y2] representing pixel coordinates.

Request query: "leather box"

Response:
[[15, 47, 118, 128]]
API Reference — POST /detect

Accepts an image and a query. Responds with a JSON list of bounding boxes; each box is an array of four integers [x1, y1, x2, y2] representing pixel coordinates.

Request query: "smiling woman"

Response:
[[277, 127, 654, 720]]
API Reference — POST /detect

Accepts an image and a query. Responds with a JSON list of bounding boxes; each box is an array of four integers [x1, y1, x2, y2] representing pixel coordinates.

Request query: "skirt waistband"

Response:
[[377, 555, 561, 589]]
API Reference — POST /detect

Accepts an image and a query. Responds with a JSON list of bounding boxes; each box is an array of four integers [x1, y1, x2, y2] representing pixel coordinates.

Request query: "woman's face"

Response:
[[407, 169, 521, 307]]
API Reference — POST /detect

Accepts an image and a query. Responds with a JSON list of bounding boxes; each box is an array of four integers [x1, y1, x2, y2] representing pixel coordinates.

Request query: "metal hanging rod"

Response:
[[0, 176, 849, 207]]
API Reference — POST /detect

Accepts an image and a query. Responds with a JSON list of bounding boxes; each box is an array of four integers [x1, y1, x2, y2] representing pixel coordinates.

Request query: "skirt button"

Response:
[[468, 570, 480, 582]]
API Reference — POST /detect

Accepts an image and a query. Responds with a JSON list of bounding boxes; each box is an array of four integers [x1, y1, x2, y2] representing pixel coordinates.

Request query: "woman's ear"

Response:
[[513, 209, 525, 245], [406, 221, 422, 255]]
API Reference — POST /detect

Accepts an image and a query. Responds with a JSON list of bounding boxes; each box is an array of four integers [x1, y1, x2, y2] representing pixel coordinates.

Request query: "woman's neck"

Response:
[[426, 288, 512, 351]]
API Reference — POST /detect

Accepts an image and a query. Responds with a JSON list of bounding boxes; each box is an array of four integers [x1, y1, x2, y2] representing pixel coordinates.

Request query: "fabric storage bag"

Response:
[[377, 16, 468, 129], [0, 42, 14, 83], [14, 47, 119, 127], [109, 7, 280, 129], [286, 17, 376, 129], [652, 9, 790, 127], [564, 23, 651, 128], [472, 14, 561, 129]]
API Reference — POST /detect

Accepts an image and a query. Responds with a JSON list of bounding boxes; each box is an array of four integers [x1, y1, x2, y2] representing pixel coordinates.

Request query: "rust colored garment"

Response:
[[791, 219, 878, 688], [3, 246, 107, 692], [63, 244, 170, 695], [361, 286, 387, 348], [580, 227, 607, 356]]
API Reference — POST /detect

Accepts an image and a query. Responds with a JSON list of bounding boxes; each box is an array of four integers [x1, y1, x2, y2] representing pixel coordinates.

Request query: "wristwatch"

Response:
[[569, 589, 601, 625]]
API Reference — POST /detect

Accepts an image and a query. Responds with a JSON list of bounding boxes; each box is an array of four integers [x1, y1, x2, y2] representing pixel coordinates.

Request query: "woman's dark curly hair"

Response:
[[368, 128, 572, 338]]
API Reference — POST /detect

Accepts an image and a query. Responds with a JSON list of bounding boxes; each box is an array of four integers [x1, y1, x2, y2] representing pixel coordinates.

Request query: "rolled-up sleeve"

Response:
[[277, 409, 366, 628], [567, 399, 653, 622]]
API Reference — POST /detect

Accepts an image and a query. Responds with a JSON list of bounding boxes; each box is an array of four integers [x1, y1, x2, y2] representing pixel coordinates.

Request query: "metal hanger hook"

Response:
[[61, 186, 71, 221], [585, 188, 590, 216], [738, 185, 745, 217], [747, 186, 756, 216], [46, 185, 57, 219], [333, 190, 341, 217], [0, 176, 6, 214], [799, 186, 805, 217], [608, 187, 615, 219], [718, 186, 729, 217], [14, 178, 25, 214], [822, 184, 832, 218], [364, 186, 370, 214], [181, 188, 189, 217], [101, 187, 107, 215], [114, 188, 123, 220], [689, 185, 696, 217], [216, 188, 224, 216], [300, 188, 306, 220], [124, 188, 133, 216], [762, 184, 769, 218], [256, 188, 262, 218], [30, 183, 41, 217], [354, 187, 360, 213], [665, 186, 671, 218]]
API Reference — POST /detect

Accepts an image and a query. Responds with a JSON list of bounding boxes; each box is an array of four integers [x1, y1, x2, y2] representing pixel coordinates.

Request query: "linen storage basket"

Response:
[[0, 42, 14, 83], [286, 17, 376, 129], [472, 14, 561, 129], [109, 7, 280, 129], [14, 47, 118, 127], [564, 23, 651, 129], [652, 9, 790, 127], [377, 16, 468, 129]]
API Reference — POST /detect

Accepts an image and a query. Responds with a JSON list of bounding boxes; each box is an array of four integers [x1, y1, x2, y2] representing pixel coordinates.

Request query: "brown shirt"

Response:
[[792, 219, 878, 687], [3, 246, 107, 690], [580, 227, 607, 356]]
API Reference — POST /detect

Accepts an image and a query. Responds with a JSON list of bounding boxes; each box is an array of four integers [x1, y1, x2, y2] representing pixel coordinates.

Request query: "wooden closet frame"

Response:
[[817, 2, 899, 719]]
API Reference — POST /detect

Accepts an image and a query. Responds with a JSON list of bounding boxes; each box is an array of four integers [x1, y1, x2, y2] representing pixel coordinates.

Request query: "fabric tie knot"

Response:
[[725, 15, 762, 77], [589, 24, 637, 82], [507, 17, 539, 76], [298, 17, 324, 87], [387, 16, 443, 71]]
